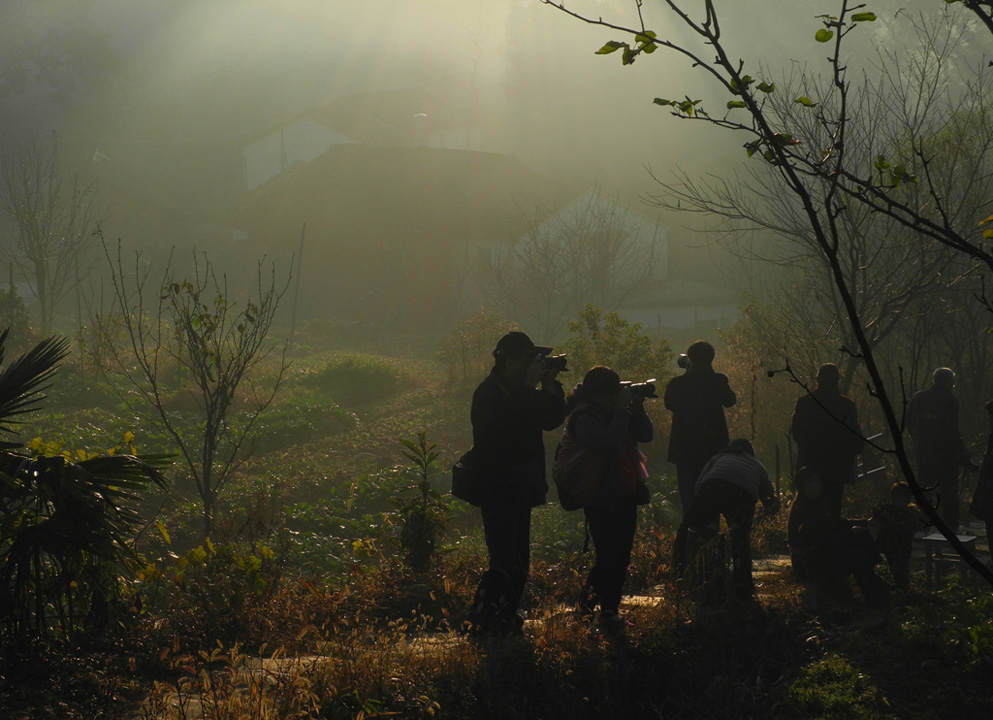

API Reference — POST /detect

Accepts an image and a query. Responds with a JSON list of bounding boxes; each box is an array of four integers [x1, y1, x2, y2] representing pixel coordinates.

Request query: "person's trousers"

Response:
[[676, 458, 708, 516], [467, 502, 532, 633], [918, 458, 961, 530], [583, 497, 638, 614], [678, 479, 757, 598]]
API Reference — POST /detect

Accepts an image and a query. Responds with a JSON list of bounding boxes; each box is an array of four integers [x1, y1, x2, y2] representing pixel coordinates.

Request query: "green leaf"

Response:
[[979, 214, 993, 227], [815, 29, 834, 43], [757, 82, 776, 93], [851, 12, 877, 22], [727, 101, 747, 109], [654, 98, 674, 106], [795, 96, 817, 107], [984, 228, 993, 240], [596, 40, 627, 55], [622, 47, 638, 65], [156, 519, 171, 545], [874, 155, 891, 171]]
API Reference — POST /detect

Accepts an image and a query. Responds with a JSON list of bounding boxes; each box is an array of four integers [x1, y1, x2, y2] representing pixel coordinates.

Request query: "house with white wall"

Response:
[[240, 88, 480, 192]]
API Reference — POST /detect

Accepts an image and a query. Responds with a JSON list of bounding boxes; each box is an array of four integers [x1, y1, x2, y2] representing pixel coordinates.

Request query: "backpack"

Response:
[[552, 420, 608, 511], [451, 448, 482, 506]]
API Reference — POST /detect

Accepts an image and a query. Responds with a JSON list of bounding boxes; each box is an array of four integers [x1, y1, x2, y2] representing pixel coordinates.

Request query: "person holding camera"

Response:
[[664, 340, 737, 514], [564, 366, 654, 630], [465, 331, 567, 637]]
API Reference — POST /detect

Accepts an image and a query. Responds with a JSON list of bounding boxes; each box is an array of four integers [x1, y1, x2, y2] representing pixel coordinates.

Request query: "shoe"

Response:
[[597, 610, 627, 631]]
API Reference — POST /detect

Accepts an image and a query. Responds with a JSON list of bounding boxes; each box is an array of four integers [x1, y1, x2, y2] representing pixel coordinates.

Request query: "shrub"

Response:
[[434, 309, 515, 382], [297, 353, 402, 406]]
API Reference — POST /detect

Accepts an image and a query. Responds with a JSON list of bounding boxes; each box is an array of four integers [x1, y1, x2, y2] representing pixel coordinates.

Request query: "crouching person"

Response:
[[674, 439, 780, 600], [789, 467, 889, 606]]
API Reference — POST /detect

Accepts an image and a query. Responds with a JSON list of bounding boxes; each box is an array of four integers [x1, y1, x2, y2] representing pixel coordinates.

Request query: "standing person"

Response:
[[563, 367, 654, 630], [970, 399, 993, 566], [789, 363, 864, 520], [664, 340, 736, 514], [906, 367, 974, 532], [466, 331, 567, 637], [673, 439, 780, 600]]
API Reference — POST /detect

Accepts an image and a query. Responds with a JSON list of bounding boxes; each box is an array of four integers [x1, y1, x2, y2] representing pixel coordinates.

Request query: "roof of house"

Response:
[[244, 88, 476, 149], [228, 143, 585, 244]]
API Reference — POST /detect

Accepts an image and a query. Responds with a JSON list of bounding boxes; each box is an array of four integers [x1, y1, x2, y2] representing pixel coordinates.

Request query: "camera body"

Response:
[[621, 379, 658, 398], [677, 353, 689, 369], [539, 353, 569, 373]]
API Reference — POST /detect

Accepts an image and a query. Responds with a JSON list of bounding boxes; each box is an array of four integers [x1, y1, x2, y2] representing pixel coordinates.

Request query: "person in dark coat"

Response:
[[673, 439, 780, 600], [466, 331, 567, 636], [970, 399, 993, 566], [664, 340, 736, 514], [565, 366, 654, 629], [906, 367, 974, 532], [789, 363, 864, 521]]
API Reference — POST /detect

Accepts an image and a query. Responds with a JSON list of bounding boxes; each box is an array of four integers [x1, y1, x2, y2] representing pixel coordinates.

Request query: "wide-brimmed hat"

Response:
[[494, 331, 552, 358]]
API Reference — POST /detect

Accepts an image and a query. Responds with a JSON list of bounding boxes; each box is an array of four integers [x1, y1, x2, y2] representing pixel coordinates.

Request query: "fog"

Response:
[[0, 0, 964, 338]]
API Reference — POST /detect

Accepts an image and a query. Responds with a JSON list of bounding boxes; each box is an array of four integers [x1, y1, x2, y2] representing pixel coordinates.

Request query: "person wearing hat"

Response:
[[906, 367, 975, 532], [466, 330, 567, 637], [565, 366, 654, 630], [789, 363, 864, 521]]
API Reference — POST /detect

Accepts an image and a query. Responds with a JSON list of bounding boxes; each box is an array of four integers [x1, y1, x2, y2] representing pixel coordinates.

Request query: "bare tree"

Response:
[[541, 0, 993, 583], [479, 186, 660, 338], [99, 242, 290, 538], [0, 137, 103, 334]]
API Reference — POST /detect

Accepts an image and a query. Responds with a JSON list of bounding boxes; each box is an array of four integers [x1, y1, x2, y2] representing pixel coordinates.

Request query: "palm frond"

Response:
[[76, 454, 173, 490], [0, 334, 71, 434]]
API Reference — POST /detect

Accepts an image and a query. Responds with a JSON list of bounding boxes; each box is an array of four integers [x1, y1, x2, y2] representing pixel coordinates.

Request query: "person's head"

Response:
[[685, 340, 716, 368], [493, 331, 551, 381], [794, 466, 822, 499], [890, 481, 913, 507], [724, 438, 755, 456], [574, 366, 622, 411], [815, 363, 841, 391], [932, 367, 955, 391]]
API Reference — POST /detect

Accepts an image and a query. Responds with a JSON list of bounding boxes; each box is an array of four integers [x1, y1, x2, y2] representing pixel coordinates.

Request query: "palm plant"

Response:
[[0, 329, 170, 641]]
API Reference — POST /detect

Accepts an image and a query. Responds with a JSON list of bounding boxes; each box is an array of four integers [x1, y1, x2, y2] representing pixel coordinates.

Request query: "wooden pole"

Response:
[[289, 222, 306, 344]]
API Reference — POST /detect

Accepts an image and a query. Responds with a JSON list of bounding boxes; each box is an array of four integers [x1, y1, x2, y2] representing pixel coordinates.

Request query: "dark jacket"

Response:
[[664, 367, 736, 464], [696, 451, 776, 504], [790, 388, 864, 483], [971, 433, 993, 522], [471, 367, 567, 506], [906, 386, 969, 466], [571, 402, 654, 509]]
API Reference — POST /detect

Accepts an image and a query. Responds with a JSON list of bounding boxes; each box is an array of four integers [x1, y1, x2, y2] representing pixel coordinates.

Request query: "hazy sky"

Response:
[[0, 0, 964, 190]]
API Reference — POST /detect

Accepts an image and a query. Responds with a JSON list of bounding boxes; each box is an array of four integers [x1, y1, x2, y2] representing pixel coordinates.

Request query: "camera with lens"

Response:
[[620, 379, 658, 398], [539, 353, 569, 373], [677, 353, 689, 369]]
